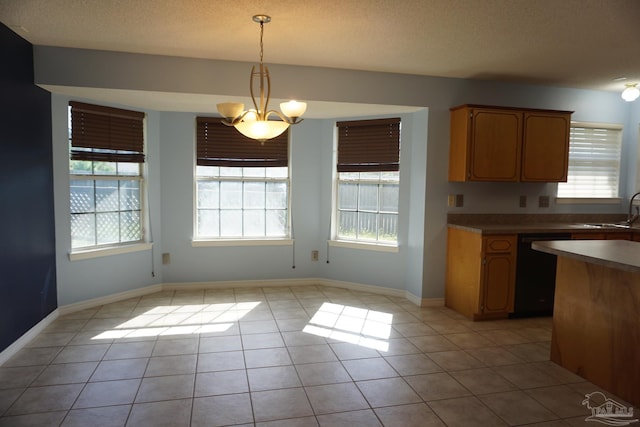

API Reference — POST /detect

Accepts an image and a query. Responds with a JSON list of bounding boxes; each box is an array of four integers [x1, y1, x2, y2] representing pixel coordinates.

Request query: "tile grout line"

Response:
[[0, 284, 627, 426], [237, 286, 259, 426]]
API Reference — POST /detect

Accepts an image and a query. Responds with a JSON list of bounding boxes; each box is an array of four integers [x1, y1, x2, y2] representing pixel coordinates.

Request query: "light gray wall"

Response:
[[157, 111, 419, 291], [51, 95, 163, 306], [38, 47, 640, 305], [158, 112, 322, 283], [402, 109, 428, 298], [314, 112, 424, 292]]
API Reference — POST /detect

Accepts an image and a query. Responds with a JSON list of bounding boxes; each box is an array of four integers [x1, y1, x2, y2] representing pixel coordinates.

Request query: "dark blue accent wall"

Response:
[[0, 23, 57, 352]]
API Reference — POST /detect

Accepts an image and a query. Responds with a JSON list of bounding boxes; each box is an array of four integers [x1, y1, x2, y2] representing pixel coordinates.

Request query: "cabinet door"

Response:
[[445, 228, 483, 319], [605, 232, 632, 240], [448, 107, 472, 181], [469, 109, 522, 181], [521, 112, 571, 182], [481, 253, 516, 314]]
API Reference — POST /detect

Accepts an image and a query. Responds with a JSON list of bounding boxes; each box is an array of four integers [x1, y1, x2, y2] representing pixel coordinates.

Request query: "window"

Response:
[[69, 102, 146, 250], [335, 118, 401, 244], [195, 118, 289, 239], [557, 122, 623, 198]]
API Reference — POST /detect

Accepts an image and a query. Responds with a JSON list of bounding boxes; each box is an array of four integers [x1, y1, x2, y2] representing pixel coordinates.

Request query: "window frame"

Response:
[[193, 166, 292, 243], [193, 118, 292, 243], [331, 118, 401, 248], [334, 171, 400, 247], [556, 121, 624, 203], [68, 103, 149, 258]]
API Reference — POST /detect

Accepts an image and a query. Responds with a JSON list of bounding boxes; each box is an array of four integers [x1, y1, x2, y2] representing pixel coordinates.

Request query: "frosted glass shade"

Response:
[[622, 85, 640, 102], [217, 102, 245, 119], [235, 120, 289, 141], [243, 110, 258, 121], [280, 100, 307, 118]]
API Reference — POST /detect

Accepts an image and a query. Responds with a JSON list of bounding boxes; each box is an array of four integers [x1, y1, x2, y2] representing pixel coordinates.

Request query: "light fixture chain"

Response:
[[259, 20, 264, 65], [216, 14, 306, 141]]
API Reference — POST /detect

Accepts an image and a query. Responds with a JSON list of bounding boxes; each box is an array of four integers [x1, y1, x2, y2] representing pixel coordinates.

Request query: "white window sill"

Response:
[[192, 239, 293, 247], [328, 239, 399, 253], [69, 242, 153, 261], [555, 197, 623, 205]]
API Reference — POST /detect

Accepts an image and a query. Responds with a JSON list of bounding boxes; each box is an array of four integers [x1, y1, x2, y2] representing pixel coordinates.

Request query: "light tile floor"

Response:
[[0, 285, 637, 426]]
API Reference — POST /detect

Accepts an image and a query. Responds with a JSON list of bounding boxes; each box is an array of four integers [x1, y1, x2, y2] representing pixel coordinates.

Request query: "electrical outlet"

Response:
[[519, 195, 527, 208], [538, 195, 550, 208], [311, 250, 319, 261], [455, 194, 464, 207], [162, 253, 171, 264]]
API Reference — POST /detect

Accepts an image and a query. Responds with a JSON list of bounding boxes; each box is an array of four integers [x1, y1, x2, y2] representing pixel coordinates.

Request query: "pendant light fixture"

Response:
[[621, 83, 640, 102], [217, 15, 307, 142]]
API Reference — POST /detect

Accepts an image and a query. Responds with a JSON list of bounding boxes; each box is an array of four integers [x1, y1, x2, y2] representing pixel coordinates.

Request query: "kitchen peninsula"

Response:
[[533, 239, 640, 407]]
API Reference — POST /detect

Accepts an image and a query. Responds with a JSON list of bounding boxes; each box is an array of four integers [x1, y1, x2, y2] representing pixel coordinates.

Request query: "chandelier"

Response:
[[217, 15, 307, 142], [621, 83, 640, 102]]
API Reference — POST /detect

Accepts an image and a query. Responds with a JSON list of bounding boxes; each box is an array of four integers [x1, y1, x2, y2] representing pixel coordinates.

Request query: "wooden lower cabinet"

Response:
[[606, 232, 632, 240], [482, 252, 515, 315], [446, 228, 516, 320], [571, 233, 605, 240], [571, 232, 632, 240]]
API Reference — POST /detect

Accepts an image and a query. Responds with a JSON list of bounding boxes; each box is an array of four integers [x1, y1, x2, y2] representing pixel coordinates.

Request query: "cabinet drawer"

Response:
[[483, 235, 516, 253]]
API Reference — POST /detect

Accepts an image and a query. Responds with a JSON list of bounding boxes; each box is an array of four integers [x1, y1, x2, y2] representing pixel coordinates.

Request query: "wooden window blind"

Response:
[[70, 101, 145, 163], [336, 118, 401, 172], [196, 118, 289, 167]]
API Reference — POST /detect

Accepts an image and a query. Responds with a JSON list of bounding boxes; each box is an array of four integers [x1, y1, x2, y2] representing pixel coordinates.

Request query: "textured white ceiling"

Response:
[[1, 0, 639, 94]]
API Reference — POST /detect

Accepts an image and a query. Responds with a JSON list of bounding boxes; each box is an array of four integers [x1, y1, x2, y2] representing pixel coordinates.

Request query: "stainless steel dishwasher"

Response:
[[512, 233, 572, 318]]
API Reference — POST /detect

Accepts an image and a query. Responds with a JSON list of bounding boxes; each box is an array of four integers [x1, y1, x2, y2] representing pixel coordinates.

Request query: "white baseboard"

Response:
[[421, 297, 446, 307], [57, 279, 440, 314], [58, 284, 164, 315], [163, 277, 323, 291], [318, 278, 407, 299], [404, 291, 422, 306], [2, 278, 444, 366], [404, 292, 444, 307], [0, 309, 59, 366], [164, 278, 409, 300]]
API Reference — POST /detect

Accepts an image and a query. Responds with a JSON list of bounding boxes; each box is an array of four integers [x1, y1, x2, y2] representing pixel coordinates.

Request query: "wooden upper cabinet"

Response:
[[449, 105, 572, 182], [470, 109, 522, 181], [521, 111, 571, 182]]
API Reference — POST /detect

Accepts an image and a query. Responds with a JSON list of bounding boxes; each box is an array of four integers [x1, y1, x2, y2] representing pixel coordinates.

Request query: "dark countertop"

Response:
[[446, 213, 637, 235], [532, 240, 640, 273], [446, 221, 636, 235]]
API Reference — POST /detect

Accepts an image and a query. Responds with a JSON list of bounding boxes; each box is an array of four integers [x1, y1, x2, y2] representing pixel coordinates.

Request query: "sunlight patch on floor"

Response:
[[90, 301, 261, 340], [303, 302, 393, 351]]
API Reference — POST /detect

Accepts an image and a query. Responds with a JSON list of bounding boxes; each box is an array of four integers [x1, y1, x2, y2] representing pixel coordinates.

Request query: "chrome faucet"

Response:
[[627, 191, 640, 226]]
